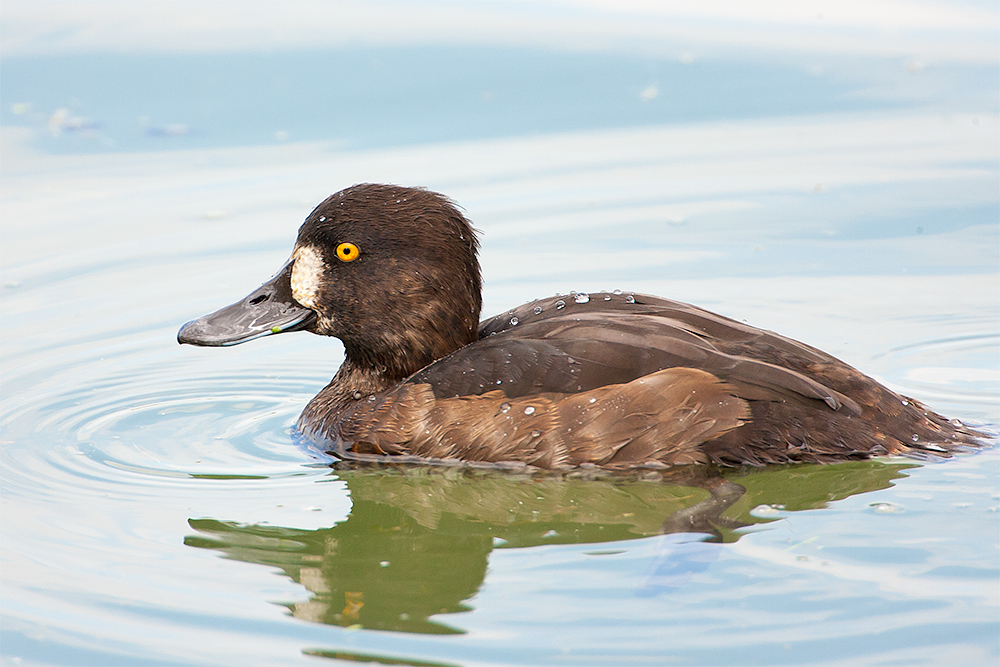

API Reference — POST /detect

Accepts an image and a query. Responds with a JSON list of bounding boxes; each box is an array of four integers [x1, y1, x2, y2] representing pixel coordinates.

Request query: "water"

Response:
[[2, 2, 999, 665]]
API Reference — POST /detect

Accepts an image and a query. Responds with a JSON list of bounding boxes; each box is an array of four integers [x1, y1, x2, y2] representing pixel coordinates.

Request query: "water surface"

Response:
[[2, 2, 998, 665]]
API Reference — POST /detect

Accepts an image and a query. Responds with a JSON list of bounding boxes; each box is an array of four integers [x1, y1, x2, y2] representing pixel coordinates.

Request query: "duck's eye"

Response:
[[336, 242, 360, 262]]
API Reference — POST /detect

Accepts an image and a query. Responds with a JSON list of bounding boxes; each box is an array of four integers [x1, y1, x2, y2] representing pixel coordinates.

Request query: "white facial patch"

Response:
[[290, 245, 325, 309]]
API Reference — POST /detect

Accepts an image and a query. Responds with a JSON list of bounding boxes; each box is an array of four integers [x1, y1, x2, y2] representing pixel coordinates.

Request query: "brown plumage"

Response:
[[178, 183, 987, 469]]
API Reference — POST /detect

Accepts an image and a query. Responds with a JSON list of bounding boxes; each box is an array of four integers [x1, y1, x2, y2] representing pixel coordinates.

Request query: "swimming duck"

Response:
[[178, 183, 984, 469]]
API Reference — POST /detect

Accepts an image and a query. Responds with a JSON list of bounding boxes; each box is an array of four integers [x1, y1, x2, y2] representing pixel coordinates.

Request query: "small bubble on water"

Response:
[[575, 293, 590, 304], [750, 504, 782, 517], [510, 316, 519, 326], [555, 300, 566, 310], [870, 502, 903, 514], [524, 406, 535, 415], [533, 306, 543, 315], [499, 402, 511, 414]]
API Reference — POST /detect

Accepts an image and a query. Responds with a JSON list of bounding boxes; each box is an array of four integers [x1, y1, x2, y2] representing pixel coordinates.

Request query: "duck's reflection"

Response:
[[186, 460, 915, 634]]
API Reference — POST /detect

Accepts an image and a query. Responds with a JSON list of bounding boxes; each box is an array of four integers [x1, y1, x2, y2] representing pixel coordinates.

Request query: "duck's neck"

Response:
[[313, 323, 475, 410], [299, 359, 393, 435], [342, 306, 479, 384], [325, 359, 394, 405], [301, 303, 480, 434]]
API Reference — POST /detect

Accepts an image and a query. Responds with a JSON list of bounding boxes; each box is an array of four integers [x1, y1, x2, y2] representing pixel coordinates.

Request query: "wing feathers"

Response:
[[335, 368, 750, 468]]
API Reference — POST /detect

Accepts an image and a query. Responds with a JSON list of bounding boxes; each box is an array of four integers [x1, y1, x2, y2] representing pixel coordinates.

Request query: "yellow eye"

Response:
[[336, 242, 360, 262]]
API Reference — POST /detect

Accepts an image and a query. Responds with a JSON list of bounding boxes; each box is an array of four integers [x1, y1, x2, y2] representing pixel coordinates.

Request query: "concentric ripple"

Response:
[[1, 359, 337, 501], [869, 331, 1000, 421]]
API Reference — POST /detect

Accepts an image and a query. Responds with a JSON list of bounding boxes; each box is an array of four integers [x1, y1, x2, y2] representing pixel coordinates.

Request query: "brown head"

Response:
[[179, 184, 482, 384], [292, 184, 482, 379]]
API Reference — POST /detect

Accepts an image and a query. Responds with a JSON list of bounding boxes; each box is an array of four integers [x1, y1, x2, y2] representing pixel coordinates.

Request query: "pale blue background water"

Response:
[[1, 2, 998, 665]]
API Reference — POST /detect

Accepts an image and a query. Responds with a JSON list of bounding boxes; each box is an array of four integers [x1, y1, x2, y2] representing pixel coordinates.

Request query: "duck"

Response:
[[178, 183, 985, 469]]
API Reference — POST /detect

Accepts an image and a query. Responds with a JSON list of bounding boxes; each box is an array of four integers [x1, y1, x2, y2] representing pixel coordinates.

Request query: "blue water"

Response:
[[2, 2, 998, 665], [1, 48, 893, 153]]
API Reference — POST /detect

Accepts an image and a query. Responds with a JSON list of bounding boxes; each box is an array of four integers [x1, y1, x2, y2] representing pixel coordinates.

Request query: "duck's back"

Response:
[[303, 293, 983, 468]]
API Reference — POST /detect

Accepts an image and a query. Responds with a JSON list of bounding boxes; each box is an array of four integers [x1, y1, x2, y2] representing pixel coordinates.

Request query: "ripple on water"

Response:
[[870, 332, 1000, 420], [2, 243, 343, 524], [1, 367, 330, 502]]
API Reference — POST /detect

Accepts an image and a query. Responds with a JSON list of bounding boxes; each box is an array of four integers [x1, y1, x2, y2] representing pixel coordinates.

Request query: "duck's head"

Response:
[[179, 183, 482, 382]]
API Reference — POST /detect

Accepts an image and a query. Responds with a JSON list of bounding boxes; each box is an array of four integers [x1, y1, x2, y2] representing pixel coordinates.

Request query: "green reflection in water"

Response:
[[185, 460, 916, 637], [302, 648, 459, 667]]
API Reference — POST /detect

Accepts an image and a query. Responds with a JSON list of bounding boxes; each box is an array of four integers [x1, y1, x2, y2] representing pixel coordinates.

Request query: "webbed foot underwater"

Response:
[[178, 183, 986, 468]]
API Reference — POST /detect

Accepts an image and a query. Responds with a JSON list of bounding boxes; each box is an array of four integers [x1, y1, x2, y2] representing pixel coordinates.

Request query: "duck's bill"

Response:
[[177, 261, 317, 347]]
